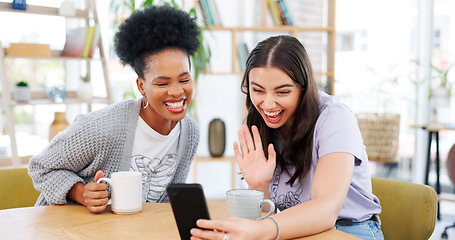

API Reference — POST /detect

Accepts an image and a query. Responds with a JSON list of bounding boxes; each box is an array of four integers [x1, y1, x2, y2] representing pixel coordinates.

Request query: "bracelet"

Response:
[[268, 215, 280, 240]]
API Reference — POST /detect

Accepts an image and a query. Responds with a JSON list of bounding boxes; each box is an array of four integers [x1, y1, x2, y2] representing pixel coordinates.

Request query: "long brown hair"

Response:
[[241, 35, 320, 185]]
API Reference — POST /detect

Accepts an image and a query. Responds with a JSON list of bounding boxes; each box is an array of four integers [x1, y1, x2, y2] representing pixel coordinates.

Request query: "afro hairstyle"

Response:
[[114, 5, 200, 78]]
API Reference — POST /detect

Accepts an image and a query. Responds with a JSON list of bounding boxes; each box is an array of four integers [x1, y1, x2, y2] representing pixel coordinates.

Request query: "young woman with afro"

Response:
[[28, 5, 200, 213]]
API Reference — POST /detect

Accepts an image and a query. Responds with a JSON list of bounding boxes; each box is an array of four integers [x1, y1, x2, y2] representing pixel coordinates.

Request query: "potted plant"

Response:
[[77, 75, 93, 101], [13, 80, 31, 103], [429, 63, 453, 108]]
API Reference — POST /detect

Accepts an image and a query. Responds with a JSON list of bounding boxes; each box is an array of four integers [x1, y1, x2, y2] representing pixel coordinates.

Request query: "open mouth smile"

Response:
[[164, 98, 186, 113], [262, 109, 284, 123]]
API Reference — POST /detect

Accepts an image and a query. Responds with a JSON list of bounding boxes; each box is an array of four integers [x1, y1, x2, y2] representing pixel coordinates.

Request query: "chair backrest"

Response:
[[371, 177, 437, 240], [0, 168, 40, 210], [446, 143, 455, 184]]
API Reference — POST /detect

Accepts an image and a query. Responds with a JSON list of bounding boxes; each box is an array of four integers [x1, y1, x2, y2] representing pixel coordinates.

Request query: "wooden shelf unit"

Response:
[[195, 0, 336, 94], [191, 0, 335, 186], [0, 0, 112, 167]]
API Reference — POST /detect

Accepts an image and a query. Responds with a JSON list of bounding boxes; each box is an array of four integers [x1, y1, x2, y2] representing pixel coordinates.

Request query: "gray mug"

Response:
[[226, 189, 275, 220]]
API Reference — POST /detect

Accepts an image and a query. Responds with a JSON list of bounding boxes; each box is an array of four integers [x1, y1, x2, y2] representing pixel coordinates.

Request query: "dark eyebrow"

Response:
[[153, 72, 190, 81], [251, 81, 294, 90]]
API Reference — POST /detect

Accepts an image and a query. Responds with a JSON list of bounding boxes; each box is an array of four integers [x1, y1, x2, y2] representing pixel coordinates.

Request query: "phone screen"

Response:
[[166, 183, 211, 240]]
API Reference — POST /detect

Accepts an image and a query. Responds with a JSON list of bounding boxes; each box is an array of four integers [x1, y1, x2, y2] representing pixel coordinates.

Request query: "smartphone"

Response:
[[166, 183, 211, 240]]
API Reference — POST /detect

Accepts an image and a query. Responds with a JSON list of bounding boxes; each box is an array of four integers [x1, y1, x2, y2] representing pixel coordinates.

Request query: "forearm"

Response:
[[272, 154, 354, 238], [274, 198, 339, 238]]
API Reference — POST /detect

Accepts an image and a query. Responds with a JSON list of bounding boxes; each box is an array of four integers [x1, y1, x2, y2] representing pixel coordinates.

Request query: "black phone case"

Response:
[[166, 183, 211, 240]]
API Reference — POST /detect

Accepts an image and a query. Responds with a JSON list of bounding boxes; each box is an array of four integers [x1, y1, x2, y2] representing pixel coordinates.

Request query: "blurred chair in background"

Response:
[[441, 143, 455, 239], [0, 167, 40, 209], [371, 177, 437, 240]]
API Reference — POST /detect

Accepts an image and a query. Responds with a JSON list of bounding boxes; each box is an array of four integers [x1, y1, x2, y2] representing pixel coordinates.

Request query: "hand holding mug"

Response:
[[83, 170, 109, 213]]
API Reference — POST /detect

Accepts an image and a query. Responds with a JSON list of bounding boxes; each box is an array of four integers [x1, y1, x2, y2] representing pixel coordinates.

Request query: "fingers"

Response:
[[191, 219, 230, 240], [268, 143, 276, 162], [238, 124, 262, 155], [268, 144, 277, 171], [237, 128, 249, 158], [87, 204, 107, 213], [85, 193, 109, 213], [233, 141, 243, 163], [196, 219, 224, 230], [191, 218, 248, 240], [85, 181, 108, 191], [93, 170, 104, 182], [190, 227, 223, 240], [83, 182, 108, 202], [84, 180, 109, 213], [251, 126, 263, 154], [242, 124, 255, 151]]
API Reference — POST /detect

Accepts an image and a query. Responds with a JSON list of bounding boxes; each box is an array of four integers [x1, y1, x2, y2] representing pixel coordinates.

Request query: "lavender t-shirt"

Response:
[[269, 91, 381, 222]]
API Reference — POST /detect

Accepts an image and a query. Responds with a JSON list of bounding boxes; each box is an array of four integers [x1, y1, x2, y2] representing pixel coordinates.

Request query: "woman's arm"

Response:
[[275, 152, 354, 238], [192, 152, 354, 240], [28, 114, 105, 205]]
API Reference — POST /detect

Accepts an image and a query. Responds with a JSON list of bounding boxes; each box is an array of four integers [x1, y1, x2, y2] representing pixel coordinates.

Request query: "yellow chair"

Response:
[[0, 168, 40, 210], [371, 177, 437, 240]]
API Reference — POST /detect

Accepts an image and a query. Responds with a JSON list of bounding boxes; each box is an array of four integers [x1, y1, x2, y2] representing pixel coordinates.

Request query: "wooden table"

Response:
[[0, 202, 359, 240]]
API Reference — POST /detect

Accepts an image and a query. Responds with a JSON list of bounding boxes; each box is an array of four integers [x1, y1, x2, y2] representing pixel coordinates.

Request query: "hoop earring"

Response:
[[142, 96, 149, 109], [192, 89, 197, 100]]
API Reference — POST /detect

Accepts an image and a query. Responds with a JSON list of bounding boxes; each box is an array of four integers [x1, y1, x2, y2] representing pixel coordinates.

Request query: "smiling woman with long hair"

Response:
[[191, 35, 383, 240]]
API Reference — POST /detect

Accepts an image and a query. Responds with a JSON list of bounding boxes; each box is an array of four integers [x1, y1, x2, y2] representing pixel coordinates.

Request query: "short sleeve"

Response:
[[314, 103, 365, 165]]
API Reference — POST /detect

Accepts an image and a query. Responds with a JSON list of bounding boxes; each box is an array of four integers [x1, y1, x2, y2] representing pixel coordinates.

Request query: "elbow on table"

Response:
[[322, 205, 343, 229]]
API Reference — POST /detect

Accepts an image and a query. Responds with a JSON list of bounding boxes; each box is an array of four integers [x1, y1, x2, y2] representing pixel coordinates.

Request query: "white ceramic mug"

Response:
[[226, 189, 275, 220], [97, 171, 142, 214]]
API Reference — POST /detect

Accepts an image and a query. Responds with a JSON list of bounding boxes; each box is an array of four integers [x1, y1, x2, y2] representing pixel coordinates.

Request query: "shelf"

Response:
[[195, 0, 335, 95], [0, 0, 112, 167], [0, 91, 111, 106], [199, 71, 334, 77], [0, 2, 88, 19], [3, 49, 103, 61], [8, 97, 111, 106], [0, 155, 32, 168], [205, 26, 335, 32]]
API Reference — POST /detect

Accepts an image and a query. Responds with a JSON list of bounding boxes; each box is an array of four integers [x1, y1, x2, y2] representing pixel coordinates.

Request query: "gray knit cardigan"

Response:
[[28, 99, 199, 206]]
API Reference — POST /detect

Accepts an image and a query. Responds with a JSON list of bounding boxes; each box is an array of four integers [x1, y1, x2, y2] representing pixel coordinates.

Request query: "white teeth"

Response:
[[165, 100, 184, 108], [264, 110, 282, 118]]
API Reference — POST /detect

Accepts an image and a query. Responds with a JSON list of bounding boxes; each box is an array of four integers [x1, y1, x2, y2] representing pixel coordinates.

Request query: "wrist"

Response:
[[261, 216, 280, 240], [67, 182, 85, 205], [248, 183, 269, 192]]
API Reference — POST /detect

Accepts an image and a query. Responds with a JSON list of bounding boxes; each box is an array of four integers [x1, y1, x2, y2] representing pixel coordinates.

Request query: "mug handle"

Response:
[[97, 177, 111, 184], [257, 199, 275, 220], [96, 177, 112, 204]]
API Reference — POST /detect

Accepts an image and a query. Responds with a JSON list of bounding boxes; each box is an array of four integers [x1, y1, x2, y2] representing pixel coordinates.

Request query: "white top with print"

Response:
[[130, 117, 180, 202]]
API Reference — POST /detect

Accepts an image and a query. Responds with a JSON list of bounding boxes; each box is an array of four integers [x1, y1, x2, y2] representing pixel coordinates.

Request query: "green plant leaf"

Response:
[[16, 81, 28, 87], [141, 0, 155, 7], [122, 84, 137, 100]]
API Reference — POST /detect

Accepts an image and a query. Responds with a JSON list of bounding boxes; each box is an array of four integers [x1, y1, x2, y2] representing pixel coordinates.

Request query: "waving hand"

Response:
[[233, 124, 276, 190]]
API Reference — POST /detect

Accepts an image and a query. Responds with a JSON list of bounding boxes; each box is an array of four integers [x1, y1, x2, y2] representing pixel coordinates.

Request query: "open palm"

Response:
[[234, 124, 276, 190]]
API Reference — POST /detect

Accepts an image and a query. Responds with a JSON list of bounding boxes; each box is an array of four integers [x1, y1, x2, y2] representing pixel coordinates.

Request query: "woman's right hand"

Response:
[[233, 124, 276, 191], [83, 170, 109, 213], [67, 170, 109, 213]]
